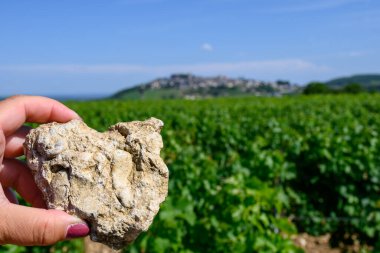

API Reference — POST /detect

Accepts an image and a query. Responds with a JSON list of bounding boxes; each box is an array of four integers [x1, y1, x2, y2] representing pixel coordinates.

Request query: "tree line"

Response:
[[303, 82, 365, 95]]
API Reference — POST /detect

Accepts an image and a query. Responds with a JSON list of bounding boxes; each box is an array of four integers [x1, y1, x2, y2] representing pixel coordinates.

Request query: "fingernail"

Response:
[[66, 223, 90, 239]]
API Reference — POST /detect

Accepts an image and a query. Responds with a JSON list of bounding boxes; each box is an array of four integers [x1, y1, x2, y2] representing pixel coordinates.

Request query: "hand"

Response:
[[0, 95, 89, 246]]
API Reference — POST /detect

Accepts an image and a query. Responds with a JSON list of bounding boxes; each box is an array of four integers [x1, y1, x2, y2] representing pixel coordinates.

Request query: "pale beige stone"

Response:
[[24, 118, 169, 249]]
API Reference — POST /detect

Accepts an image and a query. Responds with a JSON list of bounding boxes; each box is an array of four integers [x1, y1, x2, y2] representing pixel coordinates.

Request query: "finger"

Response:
[[4, 125, 32, 158], [0, 204, 89, 246], [0, 185, 9, 205], [0, 130, 4, 163], [0, 159, 46, 208], [3, 187, 18, 204], [0, 95, 81, 136]]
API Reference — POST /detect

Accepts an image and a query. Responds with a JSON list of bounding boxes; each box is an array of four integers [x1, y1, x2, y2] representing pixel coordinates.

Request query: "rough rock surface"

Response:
[[24, 118, 169, 249]]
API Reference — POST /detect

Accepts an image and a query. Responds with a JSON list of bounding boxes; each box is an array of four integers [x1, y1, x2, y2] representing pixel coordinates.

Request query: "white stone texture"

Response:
[[24, 118, 169, 249]]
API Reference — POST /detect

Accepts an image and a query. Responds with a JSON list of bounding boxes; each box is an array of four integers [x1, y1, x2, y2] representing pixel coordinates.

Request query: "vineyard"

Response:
[[2, 95, 380, 253]]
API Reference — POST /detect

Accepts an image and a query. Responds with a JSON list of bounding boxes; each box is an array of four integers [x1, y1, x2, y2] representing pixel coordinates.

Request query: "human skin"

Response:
[[0, 95, 89, 246]]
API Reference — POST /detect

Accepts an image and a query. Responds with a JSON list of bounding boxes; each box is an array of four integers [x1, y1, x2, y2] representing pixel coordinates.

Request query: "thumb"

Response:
[[0, 203, 89, 246]]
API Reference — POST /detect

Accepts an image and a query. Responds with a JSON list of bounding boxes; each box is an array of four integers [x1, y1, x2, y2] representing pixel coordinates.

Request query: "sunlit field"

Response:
[[2, 94, 380, 253]]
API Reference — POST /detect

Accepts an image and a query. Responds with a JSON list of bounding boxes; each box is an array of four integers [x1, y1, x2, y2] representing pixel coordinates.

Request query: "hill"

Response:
[[326, 74, 380, 91], [112, 74, 299, 99]]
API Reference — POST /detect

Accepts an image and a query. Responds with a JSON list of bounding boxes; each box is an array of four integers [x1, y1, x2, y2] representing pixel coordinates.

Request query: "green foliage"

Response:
[[342, 83, 364, 94], [303, 82, 331, 94], [8, 94, 380, 252], [327, 74, 380, 91], [304, 82, 367, 95], [0, 239, 84, 253]]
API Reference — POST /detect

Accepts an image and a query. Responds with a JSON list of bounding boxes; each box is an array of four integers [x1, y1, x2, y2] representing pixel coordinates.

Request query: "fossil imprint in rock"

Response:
[[24, 118, 169, 249]]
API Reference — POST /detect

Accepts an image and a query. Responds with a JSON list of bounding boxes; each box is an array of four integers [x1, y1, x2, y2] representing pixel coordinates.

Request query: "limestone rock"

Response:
[[24, 118, 169, 249]]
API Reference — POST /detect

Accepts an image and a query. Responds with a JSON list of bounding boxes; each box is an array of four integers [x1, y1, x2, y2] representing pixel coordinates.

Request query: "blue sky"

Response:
[[1, 0, 379, 96]]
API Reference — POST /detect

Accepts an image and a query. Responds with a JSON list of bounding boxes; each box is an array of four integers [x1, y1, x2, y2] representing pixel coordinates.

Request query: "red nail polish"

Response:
[[66, 223, 90, 239]]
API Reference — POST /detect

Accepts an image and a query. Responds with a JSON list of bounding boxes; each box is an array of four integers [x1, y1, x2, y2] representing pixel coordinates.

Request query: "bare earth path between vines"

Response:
[[292, 233, 372, 253]]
